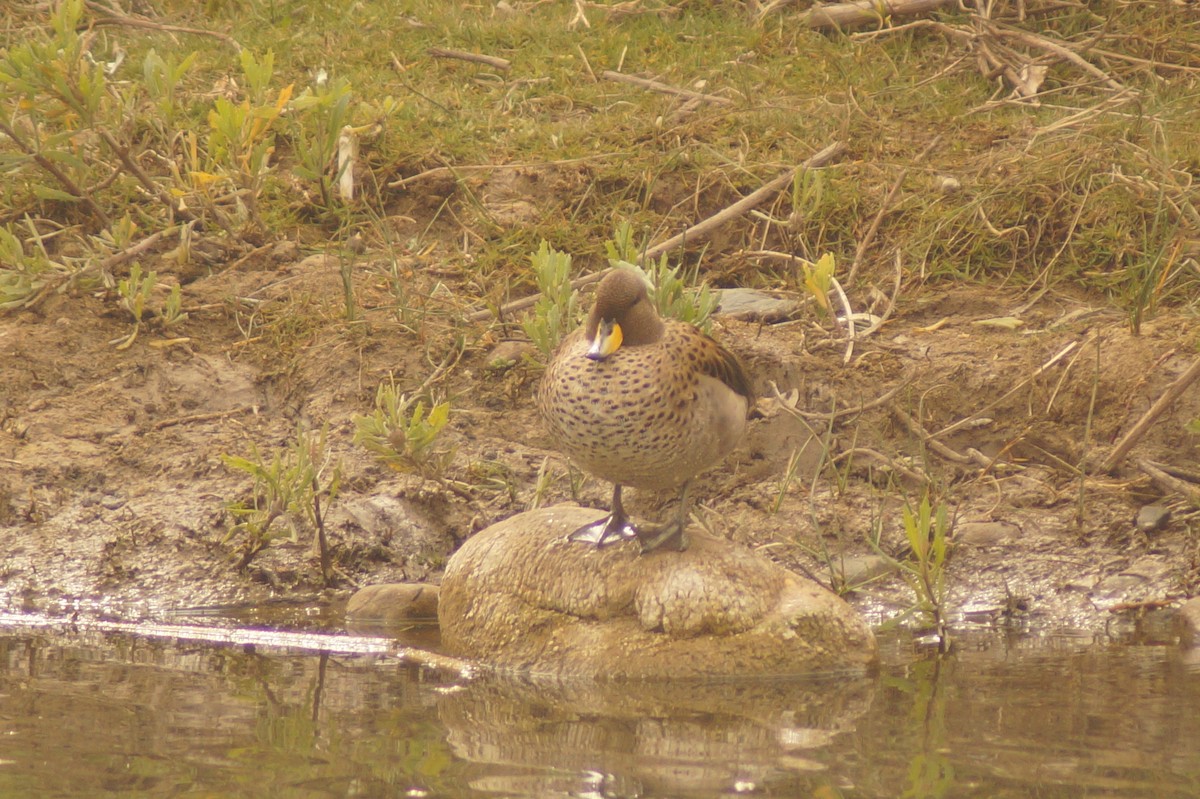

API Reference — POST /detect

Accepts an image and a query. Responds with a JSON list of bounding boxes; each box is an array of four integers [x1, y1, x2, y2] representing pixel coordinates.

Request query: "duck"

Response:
[[538, 267, 754, 552]]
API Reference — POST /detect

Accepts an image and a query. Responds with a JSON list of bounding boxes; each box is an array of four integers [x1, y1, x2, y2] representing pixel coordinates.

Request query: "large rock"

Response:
[[439, 506, 877, 678]]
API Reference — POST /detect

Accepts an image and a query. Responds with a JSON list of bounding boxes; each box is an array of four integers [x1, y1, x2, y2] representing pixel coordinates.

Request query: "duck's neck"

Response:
[[587, 303, 665, 346]]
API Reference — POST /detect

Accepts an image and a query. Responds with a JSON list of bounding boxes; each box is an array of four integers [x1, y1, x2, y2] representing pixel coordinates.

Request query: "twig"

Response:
[[932, 337, 1086, 439], [600, 69, 734, 106], [388, 154, 623, 189], [468, 141, 846, 322], [833, 447, 929, 485], [768, 375, 915, 422], [0, 120, 110, 225], [428, 47, 511, 72], [85, 1, 242, 50], [988, 24, 1127, 93], [1100, 355, 1200, 473], [23, 226, 178, 310], [152, 405, 256, 431], [798, 0, 958, 30], [893, 407, 973, 464], [828, 276, 856, 365], [1136, 459, 1200, 505]]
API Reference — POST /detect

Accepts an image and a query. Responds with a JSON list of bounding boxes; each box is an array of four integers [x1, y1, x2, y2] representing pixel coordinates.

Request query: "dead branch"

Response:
[[892, 406, 973, 464], [796, 0, 958, 30], [768, 375, 915, 423], [987, 23, 1127, 93], [1100, 355, 1200, 473], [428, 47, 512, 72], [85, 1, 242, 50], [600, 69, 734, 106], [468, 141, 846, 322], [1136, 459, 1200, 505], [833, 447, 929, 485]]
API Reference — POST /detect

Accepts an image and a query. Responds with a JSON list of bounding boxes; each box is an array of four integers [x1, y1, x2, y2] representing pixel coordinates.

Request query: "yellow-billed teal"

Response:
[[538, 267, 754, 552]]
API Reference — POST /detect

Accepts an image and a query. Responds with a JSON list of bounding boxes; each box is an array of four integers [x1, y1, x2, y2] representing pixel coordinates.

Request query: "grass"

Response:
[[1, 1, 1197, 321]]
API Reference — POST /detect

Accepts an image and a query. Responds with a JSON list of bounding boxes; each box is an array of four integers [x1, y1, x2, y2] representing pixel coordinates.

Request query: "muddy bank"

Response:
[[1, 254, 1198, 633]]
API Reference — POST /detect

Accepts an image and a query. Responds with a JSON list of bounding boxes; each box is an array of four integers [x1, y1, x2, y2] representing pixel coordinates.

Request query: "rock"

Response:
[[715, 288, 800, 323], [834, 555, 897, 588], [1179, 597, 1200, 647], [956, 520, 1020, 547], [438, 506, 877, 678], [347, 582, 439, 623], [1135, 504, 1170, 533]]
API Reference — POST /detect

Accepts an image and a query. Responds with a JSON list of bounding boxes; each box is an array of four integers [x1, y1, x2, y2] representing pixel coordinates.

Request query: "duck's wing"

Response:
[[684, 327, 756, 408]]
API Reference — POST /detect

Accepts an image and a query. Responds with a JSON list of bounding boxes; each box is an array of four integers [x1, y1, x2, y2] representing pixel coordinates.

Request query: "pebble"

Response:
[[1178, 597, 1200, 647], [956, 520, 1020, 547], [1135, 504, 1170, 533], [347, 583, 440, 623], [715, 288, 800, 323]]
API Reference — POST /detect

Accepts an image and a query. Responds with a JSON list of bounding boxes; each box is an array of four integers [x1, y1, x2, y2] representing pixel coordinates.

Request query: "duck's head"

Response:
[[584, 268, 665, 361]]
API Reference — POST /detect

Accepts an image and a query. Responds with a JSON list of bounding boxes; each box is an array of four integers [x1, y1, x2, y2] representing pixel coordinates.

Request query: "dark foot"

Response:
[[568, 514, 638, 547], [636, 521, 689, 553]]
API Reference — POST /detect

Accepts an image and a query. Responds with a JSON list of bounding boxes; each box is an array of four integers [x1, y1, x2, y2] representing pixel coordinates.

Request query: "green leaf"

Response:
[[31, 185, 80, 202]]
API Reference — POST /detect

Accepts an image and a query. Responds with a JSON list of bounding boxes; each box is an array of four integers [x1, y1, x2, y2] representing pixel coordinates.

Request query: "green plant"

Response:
[[605, 221, 718, 331], [522, 240, 577, 357], [221, 425, 341, 584], [873, 494, 952, 649], [291, 75, 355, 208], [798, 252, 836, 319], [353, 378, 454, 479]]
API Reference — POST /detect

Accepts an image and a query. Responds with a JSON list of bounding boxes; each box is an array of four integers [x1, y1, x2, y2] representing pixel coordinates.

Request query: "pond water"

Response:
[[1, 611, 1199, 798]]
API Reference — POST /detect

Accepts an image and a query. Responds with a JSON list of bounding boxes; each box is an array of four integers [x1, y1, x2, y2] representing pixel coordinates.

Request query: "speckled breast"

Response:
[[538, 329, 742, 491]]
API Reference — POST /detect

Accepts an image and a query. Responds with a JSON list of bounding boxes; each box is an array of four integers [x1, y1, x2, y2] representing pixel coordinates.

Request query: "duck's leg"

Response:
[[568, 484, 639, 547], [637, 481, 692, 553]]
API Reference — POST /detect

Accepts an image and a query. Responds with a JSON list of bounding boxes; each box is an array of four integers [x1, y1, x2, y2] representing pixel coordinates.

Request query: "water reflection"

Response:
[[1, 618, 1199, 797]]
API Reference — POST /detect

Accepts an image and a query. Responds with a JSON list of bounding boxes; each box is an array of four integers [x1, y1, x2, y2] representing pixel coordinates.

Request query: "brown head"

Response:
[[584, 268, 665, 360]]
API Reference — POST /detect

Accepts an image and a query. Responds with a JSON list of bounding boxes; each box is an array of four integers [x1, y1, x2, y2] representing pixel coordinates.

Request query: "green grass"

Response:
[[1, 0, 1199, 326]]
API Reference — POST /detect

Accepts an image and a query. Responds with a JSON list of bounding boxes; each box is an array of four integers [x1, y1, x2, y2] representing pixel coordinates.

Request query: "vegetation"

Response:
[[2, 0, 1198, 611]]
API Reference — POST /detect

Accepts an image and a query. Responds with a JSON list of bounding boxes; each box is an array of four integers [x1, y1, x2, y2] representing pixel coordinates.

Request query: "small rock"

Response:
[[715, 288, 800, 323], [835, 555, 897, 588], [347, 583, 439, 623], [1135, 504, 1170, 533], [485, 340, 534, 370], [956, 520, 1020, 547], [938, 176, 962, 194], [1178, 597, 1200, 647]]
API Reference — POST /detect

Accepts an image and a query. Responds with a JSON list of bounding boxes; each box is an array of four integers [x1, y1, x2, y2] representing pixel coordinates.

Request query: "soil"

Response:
[[2, 184, 1199, 635]]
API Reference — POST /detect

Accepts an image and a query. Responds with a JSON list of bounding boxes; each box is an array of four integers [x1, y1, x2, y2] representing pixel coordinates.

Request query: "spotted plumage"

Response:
[[537, 267, 754, 552]]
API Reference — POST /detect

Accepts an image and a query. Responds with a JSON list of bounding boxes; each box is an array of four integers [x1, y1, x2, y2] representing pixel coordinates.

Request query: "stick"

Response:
[[152, 405, 257, 431], [1101, 355, 1200, 473], [85, 1, 242, 50], [468, 141, 846, 322], [768, 375, 915, 422], [600, 69, 734, 106], [988, 24, 1126, 93], [1136, 459, 1200, 505], [799, 0, 958, 30], [428, 47, 511, 72]]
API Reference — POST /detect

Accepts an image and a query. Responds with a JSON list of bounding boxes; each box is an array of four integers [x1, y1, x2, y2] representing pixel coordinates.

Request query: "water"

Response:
[[1, 614, 1199, 798]]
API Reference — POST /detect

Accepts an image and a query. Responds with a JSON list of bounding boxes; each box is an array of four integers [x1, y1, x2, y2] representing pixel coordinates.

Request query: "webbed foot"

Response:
[[567, 514, 639, 547], [636, 520, 689, 553]]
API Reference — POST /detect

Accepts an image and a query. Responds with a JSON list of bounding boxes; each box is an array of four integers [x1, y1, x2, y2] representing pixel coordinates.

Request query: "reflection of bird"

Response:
[[538, 267, 754, 552]]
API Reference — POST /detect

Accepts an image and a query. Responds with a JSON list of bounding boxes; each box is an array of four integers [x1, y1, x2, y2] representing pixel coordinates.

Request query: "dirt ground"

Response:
[[2, 213, 1199, 636]]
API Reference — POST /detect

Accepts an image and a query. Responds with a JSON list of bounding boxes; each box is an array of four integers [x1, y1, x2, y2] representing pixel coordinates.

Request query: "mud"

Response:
[[2, 237, 1198, 633]]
